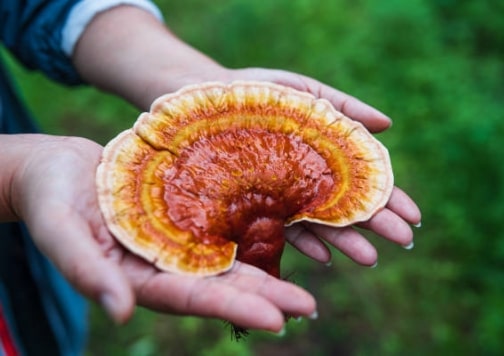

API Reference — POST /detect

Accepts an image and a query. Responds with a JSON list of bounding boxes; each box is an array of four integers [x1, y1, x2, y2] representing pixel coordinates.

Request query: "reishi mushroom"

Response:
[[96, 81, 394, 279]]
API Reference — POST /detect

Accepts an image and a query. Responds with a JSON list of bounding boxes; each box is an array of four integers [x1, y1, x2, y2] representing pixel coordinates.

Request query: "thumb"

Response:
[[27, 206, 135, 324]]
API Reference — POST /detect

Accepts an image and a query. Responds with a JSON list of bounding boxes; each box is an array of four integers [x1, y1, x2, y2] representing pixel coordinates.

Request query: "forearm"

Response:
[[72, 5, 228, 110]]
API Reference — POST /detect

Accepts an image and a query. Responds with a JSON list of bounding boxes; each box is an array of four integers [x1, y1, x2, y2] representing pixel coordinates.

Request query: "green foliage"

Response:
[[4, 0, 503, 354]]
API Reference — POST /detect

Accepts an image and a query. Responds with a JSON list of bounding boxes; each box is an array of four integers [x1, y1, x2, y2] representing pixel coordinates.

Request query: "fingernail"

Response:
[[309, 310, 319, 320], [275, 326, 286, 337], [403, 241, 415, 250], [413, 221, 422, 228], [370, 261, 378, 268], [376, 109, 392, 126]]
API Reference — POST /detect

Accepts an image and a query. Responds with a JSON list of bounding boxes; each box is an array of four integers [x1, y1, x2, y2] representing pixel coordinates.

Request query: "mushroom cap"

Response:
[[96, 81, 394, 276]]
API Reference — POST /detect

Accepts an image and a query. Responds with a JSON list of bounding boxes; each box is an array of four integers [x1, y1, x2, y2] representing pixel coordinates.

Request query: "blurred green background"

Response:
[[4, 0, 503, 354]]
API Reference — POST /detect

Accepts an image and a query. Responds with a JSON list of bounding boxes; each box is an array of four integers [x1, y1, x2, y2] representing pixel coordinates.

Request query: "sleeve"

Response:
[[0, 0, 162, 86], [61, 0, 163, 57]]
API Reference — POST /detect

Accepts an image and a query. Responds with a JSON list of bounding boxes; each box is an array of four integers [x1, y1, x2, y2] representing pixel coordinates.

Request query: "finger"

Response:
[[226, 262, 317, 317], [134, 264, 315, 332], [387, 187, 422, 226], [305, 223, 378, 266], [142, 275, 283, 332], [27, 203, 135, 324], [300, 75, 392, 133], [285, 223, 332, 263], [233, 68, 392, 132], [358, 208, 414, 248]]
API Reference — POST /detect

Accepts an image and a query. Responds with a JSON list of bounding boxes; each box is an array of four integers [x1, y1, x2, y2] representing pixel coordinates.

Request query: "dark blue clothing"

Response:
[[1, 0, 88, 355], [0, 0, 83, 84]]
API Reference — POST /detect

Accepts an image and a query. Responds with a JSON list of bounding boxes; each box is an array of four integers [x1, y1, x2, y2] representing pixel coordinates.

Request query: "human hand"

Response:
[[6, 134, 314, 332], [219, 68, 422, 267]]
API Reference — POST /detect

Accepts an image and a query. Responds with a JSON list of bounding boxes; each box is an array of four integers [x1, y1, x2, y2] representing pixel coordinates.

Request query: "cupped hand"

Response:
[[221, 68, 422, 266], [11, 135, 314, 332]]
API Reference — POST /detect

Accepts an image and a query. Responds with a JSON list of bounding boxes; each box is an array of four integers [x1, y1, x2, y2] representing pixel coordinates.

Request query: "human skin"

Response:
[[0, 6, 421, 333]]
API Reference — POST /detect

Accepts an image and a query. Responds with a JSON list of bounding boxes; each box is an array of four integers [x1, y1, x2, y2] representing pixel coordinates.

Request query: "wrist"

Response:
[[141, 65, 233, 108], [0, 134, 40, 222]]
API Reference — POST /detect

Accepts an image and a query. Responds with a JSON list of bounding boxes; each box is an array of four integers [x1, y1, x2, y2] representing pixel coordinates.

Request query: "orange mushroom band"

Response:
[[96, 81, 394, 277]]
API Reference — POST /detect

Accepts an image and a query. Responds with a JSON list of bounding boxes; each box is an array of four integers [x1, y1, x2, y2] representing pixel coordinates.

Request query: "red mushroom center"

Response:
[[161, 128, 335, 276]]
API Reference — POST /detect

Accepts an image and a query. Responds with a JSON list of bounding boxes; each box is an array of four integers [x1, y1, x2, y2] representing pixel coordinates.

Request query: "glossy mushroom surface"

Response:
[[96, 81, 394, 277]]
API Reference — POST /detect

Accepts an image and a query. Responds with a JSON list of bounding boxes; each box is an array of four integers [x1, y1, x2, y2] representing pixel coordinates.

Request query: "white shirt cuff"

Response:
[[61, 0, 163, 57]]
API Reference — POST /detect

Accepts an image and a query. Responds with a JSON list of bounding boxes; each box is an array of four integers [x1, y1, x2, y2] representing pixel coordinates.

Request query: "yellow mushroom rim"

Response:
[[96, 81, 394, 276]]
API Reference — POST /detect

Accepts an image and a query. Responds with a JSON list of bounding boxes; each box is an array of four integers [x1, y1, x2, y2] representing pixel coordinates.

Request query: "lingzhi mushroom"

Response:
[[96, 81, 394, 279]]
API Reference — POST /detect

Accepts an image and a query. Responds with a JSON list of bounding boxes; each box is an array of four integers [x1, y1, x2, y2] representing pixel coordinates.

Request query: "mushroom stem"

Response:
[[233, 216, 286, 278]]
